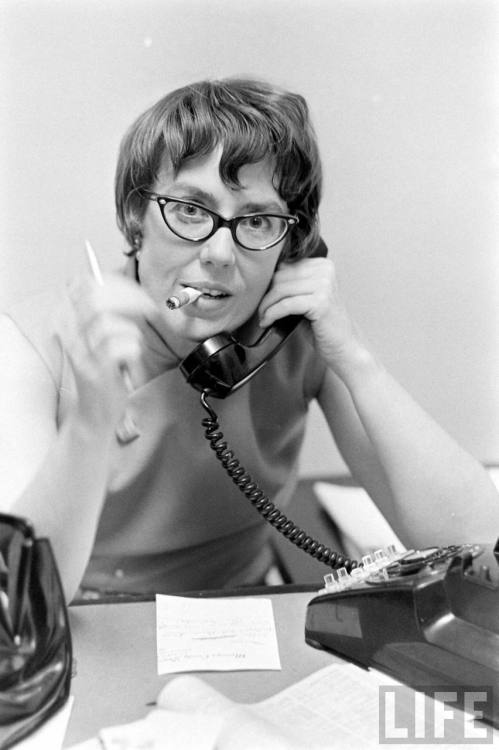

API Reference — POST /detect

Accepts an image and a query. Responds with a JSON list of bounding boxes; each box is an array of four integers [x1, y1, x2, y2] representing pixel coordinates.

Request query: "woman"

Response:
[[1, 77, 497, 602]]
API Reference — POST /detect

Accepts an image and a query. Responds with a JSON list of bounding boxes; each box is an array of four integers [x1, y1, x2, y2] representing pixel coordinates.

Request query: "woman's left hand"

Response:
[[258, 256, 367, 379]]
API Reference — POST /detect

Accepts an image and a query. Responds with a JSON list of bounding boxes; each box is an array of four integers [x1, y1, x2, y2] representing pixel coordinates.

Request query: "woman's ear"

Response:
[[122, 231, 143, 257]]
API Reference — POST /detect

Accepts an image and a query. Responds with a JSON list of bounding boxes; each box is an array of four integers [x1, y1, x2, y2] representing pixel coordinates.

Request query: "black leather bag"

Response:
[[0, 513, 72, 749]]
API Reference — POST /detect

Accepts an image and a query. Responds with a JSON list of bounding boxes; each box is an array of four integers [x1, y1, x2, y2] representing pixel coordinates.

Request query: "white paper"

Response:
[[157, 666, 378, 749], [155, 595, 281, 674], [255, 664, 498, 749], [98, 708, 223, 750], [313, 480, 405, 556], [67, 665, 499, 750], [157, 675, 305, 750], [13, 696, 73, 750], [159, 664, 499, 750]]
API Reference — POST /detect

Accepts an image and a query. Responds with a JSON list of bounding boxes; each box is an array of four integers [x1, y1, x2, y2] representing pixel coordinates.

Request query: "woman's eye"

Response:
[[248, 216, 269, 230], [180, 204, 200, 216], [174, 203, 206, 221]]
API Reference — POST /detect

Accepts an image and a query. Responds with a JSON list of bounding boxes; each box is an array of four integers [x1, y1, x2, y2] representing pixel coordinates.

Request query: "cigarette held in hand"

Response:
[[166, 287, 202, 310]]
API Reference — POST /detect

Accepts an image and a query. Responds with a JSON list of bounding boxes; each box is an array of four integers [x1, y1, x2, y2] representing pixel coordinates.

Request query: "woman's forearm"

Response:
[[337, 348, 499, 547], [10, 415, 115, 602]]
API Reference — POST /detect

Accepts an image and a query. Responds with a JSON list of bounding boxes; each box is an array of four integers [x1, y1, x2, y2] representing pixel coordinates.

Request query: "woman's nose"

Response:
[[199, 227, 236, 267]]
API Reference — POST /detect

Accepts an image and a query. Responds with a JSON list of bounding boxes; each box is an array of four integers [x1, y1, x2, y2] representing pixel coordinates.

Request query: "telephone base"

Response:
[[305, 540, 499, 727]]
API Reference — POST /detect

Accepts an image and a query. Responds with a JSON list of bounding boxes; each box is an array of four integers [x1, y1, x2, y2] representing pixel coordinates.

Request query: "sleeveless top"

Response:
[[5, 285, 327, 596]]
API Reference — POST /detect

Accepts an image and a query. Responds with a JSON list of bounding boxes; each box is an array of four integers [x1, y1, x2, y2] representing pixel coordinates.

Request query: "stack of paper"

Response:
[[69, 662, 497, 750]]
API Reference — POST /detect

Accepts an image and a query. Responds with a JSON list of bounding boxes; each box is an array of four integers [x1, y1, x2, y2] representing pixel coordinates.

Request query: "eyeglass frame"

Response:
[[140, 189, 299, 251]]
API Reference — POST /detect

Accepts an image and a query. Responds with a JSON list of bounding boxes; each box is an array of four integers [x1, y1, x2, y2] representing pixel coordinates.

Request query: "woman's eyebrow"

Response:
[[163, 183, 215, 203], [164, 183, 287, 214], [238, 200, 287, 214]]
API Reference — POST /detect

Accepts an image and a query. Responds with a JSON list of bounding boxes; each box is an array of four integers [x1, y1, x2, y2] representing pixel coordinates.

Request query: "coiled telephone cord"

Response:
[[200, 391, 359, 572]]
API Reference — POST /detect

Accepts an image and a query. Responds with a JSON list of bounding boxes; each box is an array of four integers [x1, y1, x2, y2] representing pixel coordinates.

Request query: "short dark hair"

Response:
[[115, 77, 322, 261]]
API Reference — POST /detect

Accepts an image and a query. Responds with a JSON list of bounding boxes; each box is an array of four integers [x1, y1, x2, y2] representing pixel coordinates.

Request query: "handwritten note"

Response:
[[155, 595, 281, 674]]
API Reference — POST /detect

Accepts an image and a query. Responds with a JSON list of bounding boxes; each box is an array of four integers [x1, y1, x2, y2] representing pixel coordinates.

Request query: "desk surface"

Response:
[[64, 587, 336, 747]]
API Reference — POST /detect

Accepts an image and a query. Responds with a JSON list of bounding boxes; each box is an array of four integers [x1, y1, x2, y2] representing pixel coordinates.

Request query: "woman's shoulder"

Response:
[[2, 285, 67, 384]]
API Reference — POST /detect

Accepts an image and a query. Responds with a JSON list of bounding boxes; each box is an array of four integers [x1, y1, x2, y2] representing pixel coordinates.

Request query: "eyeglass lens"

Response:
[[163, 201, 289, 249]]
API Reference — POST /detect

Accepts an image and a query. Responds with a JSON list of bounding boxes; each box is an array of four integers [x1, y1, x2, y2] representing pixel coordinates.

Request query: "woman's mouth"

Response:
[[183, 284, 232, 302], [197, 288, 228, 299]]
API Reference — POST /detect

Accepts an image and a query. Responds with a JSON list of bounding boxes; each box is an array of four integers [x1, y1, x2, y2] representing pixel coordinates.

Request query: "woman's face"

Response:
[[138, 147, 288, 357]]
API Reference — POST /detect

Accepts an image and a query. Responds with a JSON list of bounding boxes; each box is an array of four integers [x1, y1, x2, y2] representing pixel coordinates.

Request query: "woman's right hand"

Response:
[[59, 272, 162, 430]]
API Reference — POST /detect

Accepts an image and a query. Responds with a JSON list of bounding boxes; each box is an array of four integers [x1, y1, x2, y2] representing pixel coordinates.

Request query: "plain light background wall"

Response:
[[1, 0, 498, 475]]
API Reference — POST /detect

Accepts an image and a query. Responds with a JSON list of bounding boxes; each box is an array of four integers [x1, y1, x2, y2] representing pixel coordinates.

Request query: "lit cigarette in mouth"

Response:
[[166, 286, 202, 310]]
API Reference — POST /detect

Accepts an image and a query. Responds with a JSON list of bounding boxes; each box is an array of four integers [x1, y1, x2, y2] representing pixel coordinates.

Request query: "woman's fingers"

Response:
[[258, 257, 338, 326]]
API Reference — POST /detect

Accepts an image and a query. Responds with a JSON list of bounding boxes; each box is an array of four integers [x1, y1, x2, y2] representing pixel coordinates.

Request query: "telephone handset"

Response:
[[179, 238, 328, 398], [179, 314, 301, 398], [179, 238, 359, 573]]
